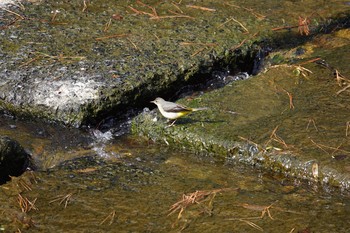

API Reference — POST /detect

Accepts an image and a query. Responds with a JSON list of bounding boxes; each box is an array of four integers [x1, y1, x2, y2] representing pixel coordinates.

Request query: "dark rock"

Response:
[[0, 136, 31, 184]]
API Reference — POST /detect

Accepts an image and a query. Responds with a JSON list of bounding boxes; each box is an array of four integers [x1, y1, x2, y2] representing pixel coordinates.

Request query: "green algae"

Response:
[[1, 1, 349, 126], [132, 29, 350, 190]]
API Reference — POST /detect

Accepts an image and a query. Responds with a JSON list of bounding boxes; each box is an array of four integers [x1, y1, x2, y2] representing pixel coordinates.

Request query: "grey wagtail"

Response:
[[150, 97, 207, 126]]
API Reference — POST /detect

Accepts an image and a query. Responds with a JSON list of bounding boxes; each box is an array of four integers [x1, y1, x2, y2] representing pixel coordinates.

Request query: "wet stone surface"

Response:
[[0, 0, 264, 126], [133, 29, 350, 191], [0, 136, 31, 184], [0, 1, 349, 232], [0, 1, 349, 126]]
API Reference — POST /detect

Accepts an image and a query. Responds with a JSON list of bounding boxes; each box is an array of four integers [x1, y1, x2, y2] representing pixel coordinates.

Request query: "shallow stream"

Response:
[[0, 1, 349, 232], [0, 115, 349, 232]]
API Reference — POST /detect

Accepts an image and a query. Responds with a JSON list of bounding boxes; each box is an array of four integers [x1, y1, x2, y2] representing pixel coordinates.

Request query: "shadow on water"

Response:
[[166, 118, 226, 126]]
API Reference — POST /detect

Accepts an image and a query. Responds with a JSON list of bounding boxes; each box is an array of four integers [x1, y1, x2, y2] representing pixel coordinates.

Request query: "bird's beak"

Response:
[[150, 100, 155, 103]]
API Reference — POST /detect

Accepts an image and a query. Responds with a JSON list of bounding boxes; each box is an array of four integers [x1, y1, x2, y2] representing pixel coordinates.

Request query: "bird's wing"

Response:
[[163, 102, 191, 113]]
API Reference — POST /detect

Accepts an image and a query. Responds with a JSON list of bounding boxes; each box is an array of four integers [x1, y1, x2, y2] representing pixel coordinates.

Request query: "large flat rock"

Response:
[[1, 0, 348, 126]]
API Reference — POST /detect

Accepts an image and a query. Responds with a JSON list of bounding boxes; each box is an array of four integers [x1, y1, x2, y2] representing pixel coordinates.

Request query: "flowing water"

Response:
[[0, 115, 349, 232], [0, 1, 349, 232]]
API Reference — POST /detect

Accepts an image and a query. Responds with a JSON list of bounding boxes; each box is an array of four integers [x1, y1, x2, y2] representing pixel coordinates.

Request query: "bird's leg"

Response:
[[166, 119, 177, 128]]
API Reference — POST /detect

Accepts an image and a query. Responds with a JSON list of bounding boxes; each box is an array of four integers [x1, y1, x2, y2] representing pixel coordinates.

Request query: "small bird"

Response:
[[150, 97, 207, 126]]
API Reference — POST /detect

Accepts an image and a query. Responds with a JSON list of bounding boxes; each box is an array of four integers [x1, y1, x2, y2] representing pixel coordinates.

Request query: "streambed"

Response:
[[0, 116, 349, 232]]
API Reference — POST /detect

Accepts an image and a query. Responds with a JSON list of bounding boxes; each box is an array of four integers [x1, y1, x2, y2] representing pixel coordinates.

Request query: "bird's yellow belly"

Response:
[[160, 109, 189, 120]]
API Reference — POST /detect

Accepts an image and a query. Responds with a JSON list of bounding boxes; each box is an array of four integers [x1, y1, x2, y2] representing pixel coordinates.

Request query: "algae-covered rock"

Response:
[[132, 48, 350, 191], [0, 136, 31, 184], [0, 0, 263, 126], [1, 1, 347, 126]]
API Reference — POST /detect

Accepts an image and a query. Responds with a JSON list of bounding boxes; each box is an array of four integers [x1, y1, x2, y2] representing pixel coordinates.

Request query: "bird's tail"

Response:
[[192, 107, 208, 112]]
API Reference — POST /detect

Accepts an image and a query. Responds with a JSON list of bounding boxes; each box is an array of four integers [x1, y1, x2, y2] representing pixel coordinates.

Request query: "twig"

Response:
[[127, 38, 138, 50], [100, 210, 117, 225], [239, 219, 264, 232], [18, 178, 32, 191], [306, 118, 318, 131], [137, 0, 158, 17], [191, 47, 205, 57], [10, 0, 25, 11], [180, 42, 217, 47], [217, 17, 233, 28], [49, 193, 74, 208], [310, 139, 350, 155], [0, 6, 25, 19], [230, 32, 258, 51], [297, 57, 321, 66], [231, 17, 249, 32], [230, 38, 248, 51], [298, 16, 310, 35], [334, 69, 350, 86], [50, 9, 60, 22], [82, 0, 88, 12], [241, 7, 266, 20], [282, 88, 294, 109], [238, 136, 262, 150], [336, 84, 350, 95], [19, 55, 41, 68], [272, 16, 310, 35], [218, 17, 249, 33], [314, 60, 350, 91], [310, 139, 329, 154], [168, 188, 236, 219], [266, 64, 312, 78], [223, 2, 240, 9], [240, 201, 278, 220], [152, 32, 160, 41], [171, 2, 183, 13], [150, 14, 192, 20], [271, 25, 298, 31], [346, 122, 350, 137], [17, 194, 38, 213], [33, 52, 86, 62], [103, 18, 112, 32], [268, 126, 288, 148], [128, 6, 143, 15], [186, 5, 216, 12]]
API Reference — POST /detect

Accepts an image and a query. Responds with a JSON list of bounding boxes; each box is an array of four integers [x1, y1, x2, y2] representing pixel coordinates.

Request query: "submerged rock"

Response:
[[0, 136, 31, 184]]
